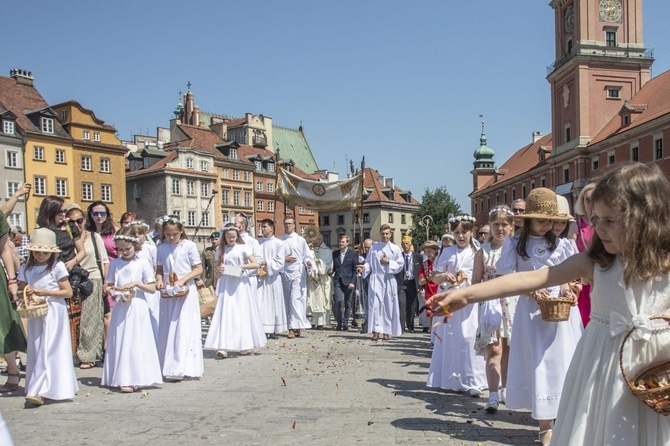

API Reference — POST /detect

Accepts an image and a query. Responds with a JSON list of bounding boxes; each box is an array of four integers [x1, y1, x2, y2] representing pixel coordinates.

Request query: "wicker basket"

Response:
[[536, 292, 576, 322], [159, 273, 189, 298], [16, 286, 49, 319], [619, 316, 670, 416], [111, 286, 135, 303]]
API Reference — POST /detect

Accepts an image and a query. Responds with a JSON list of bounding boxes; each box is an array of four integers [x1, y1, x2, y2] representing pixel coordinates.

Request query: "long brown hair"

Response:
[[587, 163, 670, 286], [516, 219, 557, 260]]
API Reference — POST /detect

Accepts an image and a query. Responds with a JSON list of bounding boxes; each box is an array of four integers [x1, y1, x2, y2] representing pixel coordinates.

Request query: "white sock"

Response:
[[489, 391, 499, 402]]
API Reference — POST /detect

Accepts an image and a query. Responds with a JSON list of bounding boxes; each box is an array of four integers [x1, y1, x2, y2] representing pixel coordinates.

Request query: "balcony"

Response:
[[252, 135, 267, 147]]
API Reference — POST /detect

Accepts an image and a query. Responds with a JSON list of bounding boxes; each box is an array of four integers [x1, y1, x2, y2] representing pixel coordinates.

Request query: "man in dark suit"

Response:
[[331, 235, 358, 331], [396, 235, 422, 333]]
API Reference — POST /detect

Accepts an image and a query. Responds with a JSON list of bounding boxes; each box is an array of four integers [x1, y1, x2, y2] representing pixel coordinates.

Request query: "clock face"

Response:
[[599, 0, 622, 22], [564, 5, 575, 33]]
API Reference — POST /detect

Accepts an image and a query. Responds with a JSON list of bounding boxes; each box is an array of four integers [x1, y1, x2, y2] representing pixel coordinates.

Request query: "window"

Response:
[[202, 211, 210, 227], [233, 170, 239, 181], [592, 159, 600, 171], [55, 149, 65, 164], [244, 171, 251, 182], [3, 120, 14, 135], [299, 206, 305, 214], [401, 214, 406, 224], [81, 155, 92, 171], [606, 31, 616, 47], [82, 183, 93, 201], [200, 160, 209, 171], [255, 161, 262, 171], [363, 213, 370, 223], [201, 183, 209, 197], [186, 158, 194, 169], [257, 182, 263, 192], [60, 110, 67, 121], [93, 132, 100, 142], [171, 179, 181, 195], [285, 204, 290, 213], [222, 190, 230, 205], [308, 208, 313, 215], [34, 176, 46, 195], [337, 214, 345, 225], [655, 138, 664, 160], [244, 191, 251, 207], [41, 117, 54, 134], [5, 150, 19, 168], [6, 181, 20, 198], [268, 201, 274, 212], [101, 184, 112, 202], [188, 211, 197, 226], [607, 88, 621, 99], [268, 162, 275, 173], [229, 148, 238, 159], [267, 182, 274, 192], [100, 158, 110, 173], [608, 152, 616, 165], [257, 200, 264, 211], [56, 179, 67, 197], [33, 146, 44, 161], [522, 185, 527, 199], [187, 181, 196, 196], [540, 177, 546, 187], [233, 191, 240, 206], [631, 147, 639, 162], [173, 210, 181, 220], [388, 213, 394, 223], [222, 168, 229, 179], [565, 125, 571, 144], [563, 166, 570, 183], [83, 130, 90, 140], [322, 216, 330, 226], [7, 213, 21, 229]]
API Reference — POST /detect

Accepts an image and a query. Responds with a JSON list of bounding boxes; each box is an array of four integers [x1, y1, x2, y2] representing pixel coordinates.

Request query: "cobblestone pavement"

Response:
[[0, 325, 540, 446]]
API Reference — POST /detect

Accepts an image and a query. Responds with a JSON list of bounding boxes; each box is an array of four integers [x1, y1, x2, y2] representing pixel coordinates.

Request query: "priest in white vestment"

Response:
[[307, 234, 332, 329], [257, 219, 287, 338]]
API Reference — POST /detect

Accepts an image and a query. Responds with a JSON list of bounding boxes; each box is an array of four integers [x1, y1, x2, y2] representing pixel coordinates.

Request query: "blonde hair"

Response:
[[574, 182, 596, 216], [587, 163, 670, 286]]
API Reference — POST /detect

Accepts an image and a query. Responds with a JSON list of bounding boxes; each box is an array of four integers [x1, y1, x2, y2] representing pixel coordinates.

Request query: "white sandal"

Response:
[[538, 429, 552, 445]]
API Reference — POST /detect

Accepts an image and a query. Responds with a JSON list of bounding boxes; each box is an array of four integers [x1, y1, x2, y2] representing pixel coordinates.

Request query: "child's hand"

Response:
[[122, 282, 137, 290], [156, 280, 164, 289], [218, 265, 226, 274], [530, 289, 550, 301], [175, 280, 185, 287], [31, 288, 47, 297]]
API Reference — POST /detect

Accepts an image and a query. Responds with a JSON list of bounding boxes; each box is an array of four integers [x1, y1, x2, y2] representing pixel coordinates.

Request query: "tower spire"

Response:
[[473, 114, 495, 170]]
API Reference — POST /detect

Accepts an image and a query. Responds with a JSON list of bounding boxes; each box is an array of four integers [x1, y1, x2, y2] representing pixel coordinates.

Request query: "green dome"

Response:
[[473, 132, 495, 158]]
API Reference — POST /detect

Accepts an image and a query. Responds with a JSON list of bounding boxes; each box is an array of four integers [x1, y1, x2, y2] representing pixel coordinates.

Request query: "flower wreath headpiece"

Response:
[[448, 214, 476, 224], [157, 215, 185, 226], [113, 234, 140, 243], [488, 207, 514, 217], [127, 220, 150, 229]]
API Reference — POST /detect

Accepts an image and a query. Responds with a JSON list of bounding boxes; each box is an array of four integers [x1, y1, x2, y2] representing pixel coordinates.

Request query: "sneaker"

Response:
[[484, 399, 499, 413], [468, 387, 483, 397], [216, 350, 228, 359]]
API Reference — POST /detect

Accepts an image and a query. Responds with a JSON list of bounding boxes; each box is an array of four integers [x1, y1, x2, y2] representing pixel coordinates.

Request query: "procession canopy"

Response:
[[277, 167, 363, 212]]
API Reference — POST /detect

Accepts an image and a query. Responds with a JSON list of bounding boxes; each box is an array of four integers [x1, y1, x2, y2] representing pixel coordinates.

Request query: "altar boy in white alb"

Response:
[[279, 217, 314, 338], [358, 224, 404, 341], [257, 219, 287, 338]]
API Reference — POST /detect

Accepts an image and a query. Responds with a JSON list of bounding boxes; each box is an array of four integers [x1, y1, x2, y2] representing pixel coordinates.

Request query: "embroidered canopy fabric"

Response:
[[277, 168, 363, 212]]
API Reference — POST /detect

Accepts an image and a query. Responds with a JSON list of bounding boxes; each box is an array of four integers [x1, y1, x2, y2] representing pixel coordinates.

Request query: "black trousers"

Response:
[[398, 279, 418, 331]]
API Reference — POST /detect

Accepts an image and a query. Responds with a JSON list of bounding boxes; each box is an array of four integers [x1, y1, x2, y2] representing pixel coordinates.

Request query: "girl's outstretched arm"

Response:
[[429, 252, 593, 316]]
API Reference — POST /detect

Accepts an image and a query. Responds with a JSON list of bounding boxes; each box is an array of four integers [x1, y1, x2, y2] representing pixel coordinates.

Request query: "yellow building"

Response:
[[51, 100, 128, 222], [0, 70, 75, 230]]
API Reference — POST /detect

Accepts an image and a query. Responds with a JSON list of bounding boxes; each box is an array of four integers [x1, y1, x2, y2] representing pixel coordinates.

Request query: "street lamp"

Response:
[[420, 215, 433, 241]]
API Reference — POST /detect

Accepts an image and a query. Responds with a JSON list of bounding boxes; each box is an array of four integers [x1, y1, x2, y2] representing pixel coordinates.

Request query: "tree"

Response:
[[409, 186, 462, 248]]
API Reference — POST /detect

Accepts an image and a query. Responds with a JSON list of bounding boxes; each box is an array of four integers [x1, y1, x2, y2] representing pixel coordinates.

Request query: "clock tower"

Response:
[[547, 0, 653, 156]]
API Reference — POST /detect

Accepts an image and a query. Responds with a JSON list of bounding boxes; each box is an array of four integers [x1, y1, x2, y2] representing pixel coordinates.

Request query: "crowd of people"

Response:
[[0, 162, 669, 445]]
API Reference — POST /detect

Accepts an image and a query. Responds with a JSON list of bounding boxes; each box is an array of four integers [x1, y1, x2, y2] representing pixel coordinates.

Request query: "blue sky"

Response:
[[4, 1, 670, 209]]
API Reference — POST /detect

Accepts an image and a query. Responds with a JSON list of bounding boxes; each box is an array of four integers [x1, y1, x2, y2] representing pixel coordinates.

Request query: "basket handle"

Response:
[[618, 315, 670, 391], [21, 285, 33, 307]]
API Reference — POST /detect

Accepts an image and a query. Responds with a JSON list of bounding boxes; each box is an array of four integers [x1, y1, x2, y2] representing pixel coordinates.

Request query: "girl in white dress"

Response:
[[102, 227, 162, 393], [427, 214, 487, 395], [18, 228, 78, 406], [204, 224, 265, 358], [128, 219, 160, 342], [155, 216, 204, 381], [430, 187, 586, 446], [472, 206, 517, 413]]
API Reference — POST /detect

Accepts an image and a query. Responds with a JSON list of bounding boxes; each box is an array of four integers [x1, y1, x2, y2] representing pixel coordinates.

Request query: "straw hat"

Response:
[[518, 188, 570, 221], [25, 228, 61, 253], [556, 195, 575, 221], [420, 240, 440, 251]]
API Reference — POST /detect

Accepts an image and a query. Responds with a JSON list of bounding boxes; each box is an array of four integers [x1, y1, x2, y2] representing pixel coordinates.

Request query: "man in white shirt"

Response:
[[257, 219, 287, 339], [280, 217, 314, 339]]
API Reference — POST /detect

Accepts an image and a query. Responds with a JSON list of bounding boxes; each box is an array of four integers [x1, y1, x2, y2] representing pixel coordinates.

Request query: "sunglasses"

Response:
[[58, 209, 67, 215], [512, 209, 524, 214], [91, 211, 107, 217], [479, 232, 489, 236], [73, 218, 85, 225]]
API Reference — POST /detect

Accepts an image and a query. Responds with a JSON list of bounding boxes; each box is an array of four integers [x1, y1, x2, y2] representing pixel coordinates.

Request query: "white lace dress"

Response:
[[551, 257, 670, 445]]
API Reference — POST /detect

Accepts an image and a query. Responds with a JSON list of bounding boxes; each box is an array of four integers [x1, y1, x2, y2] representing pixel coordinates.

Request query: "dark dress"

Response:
[[0, 213, 27, 353]]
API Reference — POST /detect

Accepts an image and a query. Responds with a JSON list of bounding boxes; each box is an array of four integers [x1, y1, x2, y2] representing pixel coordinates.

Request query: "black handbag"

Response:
[[69, 265, 94, 300]]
